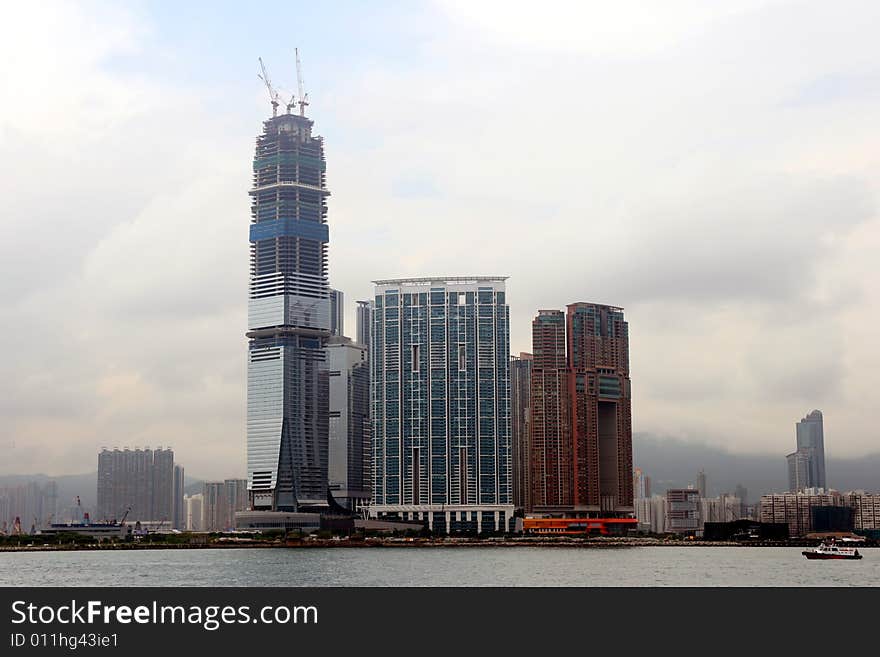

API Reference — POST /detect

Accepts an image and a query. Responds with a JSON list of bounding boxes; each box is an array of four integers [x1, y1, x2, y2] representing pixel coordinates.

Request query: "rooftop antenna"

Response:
[[258, 57, 280, 117], [295, 47, 309, 116]]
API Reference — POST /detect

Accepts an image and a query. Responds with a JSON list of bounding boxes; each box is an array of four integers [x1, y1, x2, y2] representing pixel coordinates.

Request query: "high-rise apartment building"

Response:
[[0, 481, 57, 532], [530, 310, 570, 509], [326, 336, 371, 511], [172, 464, 185, 530], [760, 491, 843, 536], [97, 448, 179, 523], [369, 277, 514, 534], [529, 303, 633, 516], [635, 495, 666, 533], [567, 303, 633, 514], [329, 288, 344, 336], [356, 300, 372, 350], [246, 105, 330, 512], [203, 479, 248, 532], [185, 493, 204, 531], [786, 450, 811, 493], [633, 467, 651, 500], [700, 494, 743, 523], [786, 410, 826, 492], [510, 352, 533, 510]]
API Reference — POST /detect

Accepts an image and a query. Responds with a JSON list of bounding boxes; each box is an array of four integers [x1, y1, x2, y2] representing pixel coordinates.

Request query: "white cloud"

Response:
[[1, 0, 879, 481]]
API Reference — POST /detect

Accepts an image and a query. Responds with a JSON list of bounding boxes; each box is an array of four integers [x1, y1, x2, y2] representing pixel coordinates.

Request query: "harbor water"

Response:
[[1, 546, 877, 586]]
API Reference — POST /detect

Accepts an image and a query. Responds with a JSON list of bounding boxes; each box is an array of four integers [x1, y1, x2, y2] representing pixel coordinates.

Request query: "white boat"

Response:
[[802, 541, 863, 560]]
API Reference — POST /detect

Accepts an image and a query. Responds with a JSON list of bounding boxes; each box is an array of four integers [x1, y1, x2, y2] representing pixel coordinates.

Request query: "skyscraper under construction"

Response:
[[246, 85, 331, 512]]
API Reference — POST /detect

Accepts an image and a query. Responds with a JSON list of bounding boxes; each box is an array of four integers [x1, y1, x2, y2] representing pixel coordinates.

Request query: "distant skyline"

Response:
[[1, 1, 879, 478]]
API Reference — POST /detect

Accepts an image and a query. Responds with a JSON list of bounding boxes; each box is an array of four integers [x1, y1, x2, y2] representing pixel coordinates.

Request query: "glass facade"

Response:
[[370, 278, 514, 533], [246, 112, 330, 511]]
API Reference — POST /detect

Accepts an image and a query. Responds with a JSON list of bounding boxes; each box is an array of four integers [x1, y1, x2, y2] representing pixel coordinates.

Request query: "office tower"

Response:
[[567, 303, 633, 515], [370, 277, 514, 534], [356, 300, 372, 349], [185, 493, 204, 531], [665, 488, 701, 533], [326, 336, 371, 511], [786, 410, 826, 492], [530, 310, 571, 509], [172, 465, 185, 530], [246, 102, 330, 512], [329, 288, 344, 336], [735, 483, 748, 505], [798, 410, 826, 489], [96, 448, 177, 522], [510, 352, 533, 510], [696, 469, 707, 498]]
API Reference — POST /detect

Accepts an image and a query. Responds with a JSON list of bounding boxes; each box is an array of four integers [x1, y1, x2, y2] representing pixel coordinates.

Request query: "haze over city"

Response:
[[2, 0, 879, 480]]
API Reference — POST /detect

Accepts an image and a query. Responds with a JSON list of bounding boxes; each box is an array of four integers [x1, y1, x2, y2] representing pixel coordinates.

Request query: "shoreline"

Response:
[[1, 537, 869, 552]]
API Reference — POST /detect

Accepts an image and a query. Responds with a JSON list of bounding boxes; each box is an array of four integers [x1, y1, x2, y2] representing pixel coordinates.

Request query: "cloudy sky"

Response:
[[1, 1, 878, 478]]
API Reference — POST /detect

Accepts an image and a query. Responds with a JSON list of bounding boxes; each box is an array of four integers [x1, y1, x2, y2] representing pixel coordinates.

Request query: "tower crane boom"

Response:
[[258, 57, 280, 117], [295, 48, 309, 116]]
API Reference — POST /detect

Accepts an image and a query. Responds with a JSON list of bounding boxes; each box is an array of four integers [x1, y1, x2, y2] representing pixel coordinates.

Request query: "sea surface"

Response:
[[1, 546, 878, 586]]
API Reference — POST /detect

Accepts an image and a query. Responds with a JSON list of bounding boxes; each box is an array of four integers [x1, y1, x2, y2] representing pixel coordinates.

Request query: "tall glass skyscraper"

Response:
[[510, 352, 532, 511], [246, 110, 330, 512], [369, 277, 514, 534], [787, 409, 826, 492]]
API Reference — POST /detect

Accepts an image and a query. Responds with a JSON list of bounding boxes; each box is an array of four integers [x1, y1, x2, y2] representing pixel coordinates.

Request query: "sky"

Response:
[[1, 1, 878, 479]]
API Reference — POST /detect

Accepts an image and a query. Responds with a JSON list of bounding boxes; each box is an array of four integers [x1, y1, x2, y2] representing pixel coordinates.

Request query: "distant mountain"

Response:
[[0, 472, 98, 511], [184, 479, 204, 496], [632, 433, 880, 501], [0, 472, 206, 510], [4, 438, 877, 510]]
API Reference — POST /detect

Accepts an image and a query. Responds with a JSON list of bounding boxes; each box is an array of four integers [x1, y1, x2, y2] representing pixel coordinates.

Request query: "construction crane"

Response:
[[295, 47, 309, 116], [284, 91, 297, 115], [258, 57, 281, 117], [119, 506, 131, 526]]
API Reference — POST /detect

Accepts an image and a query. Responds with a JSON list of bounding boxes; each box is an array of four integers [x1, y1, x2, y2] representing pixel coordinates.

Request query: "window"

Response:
[[412, 344, 420, 372], [412, 448, 421, 505], [459, 447, 468, 504], [458, 344, 466, 371]]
